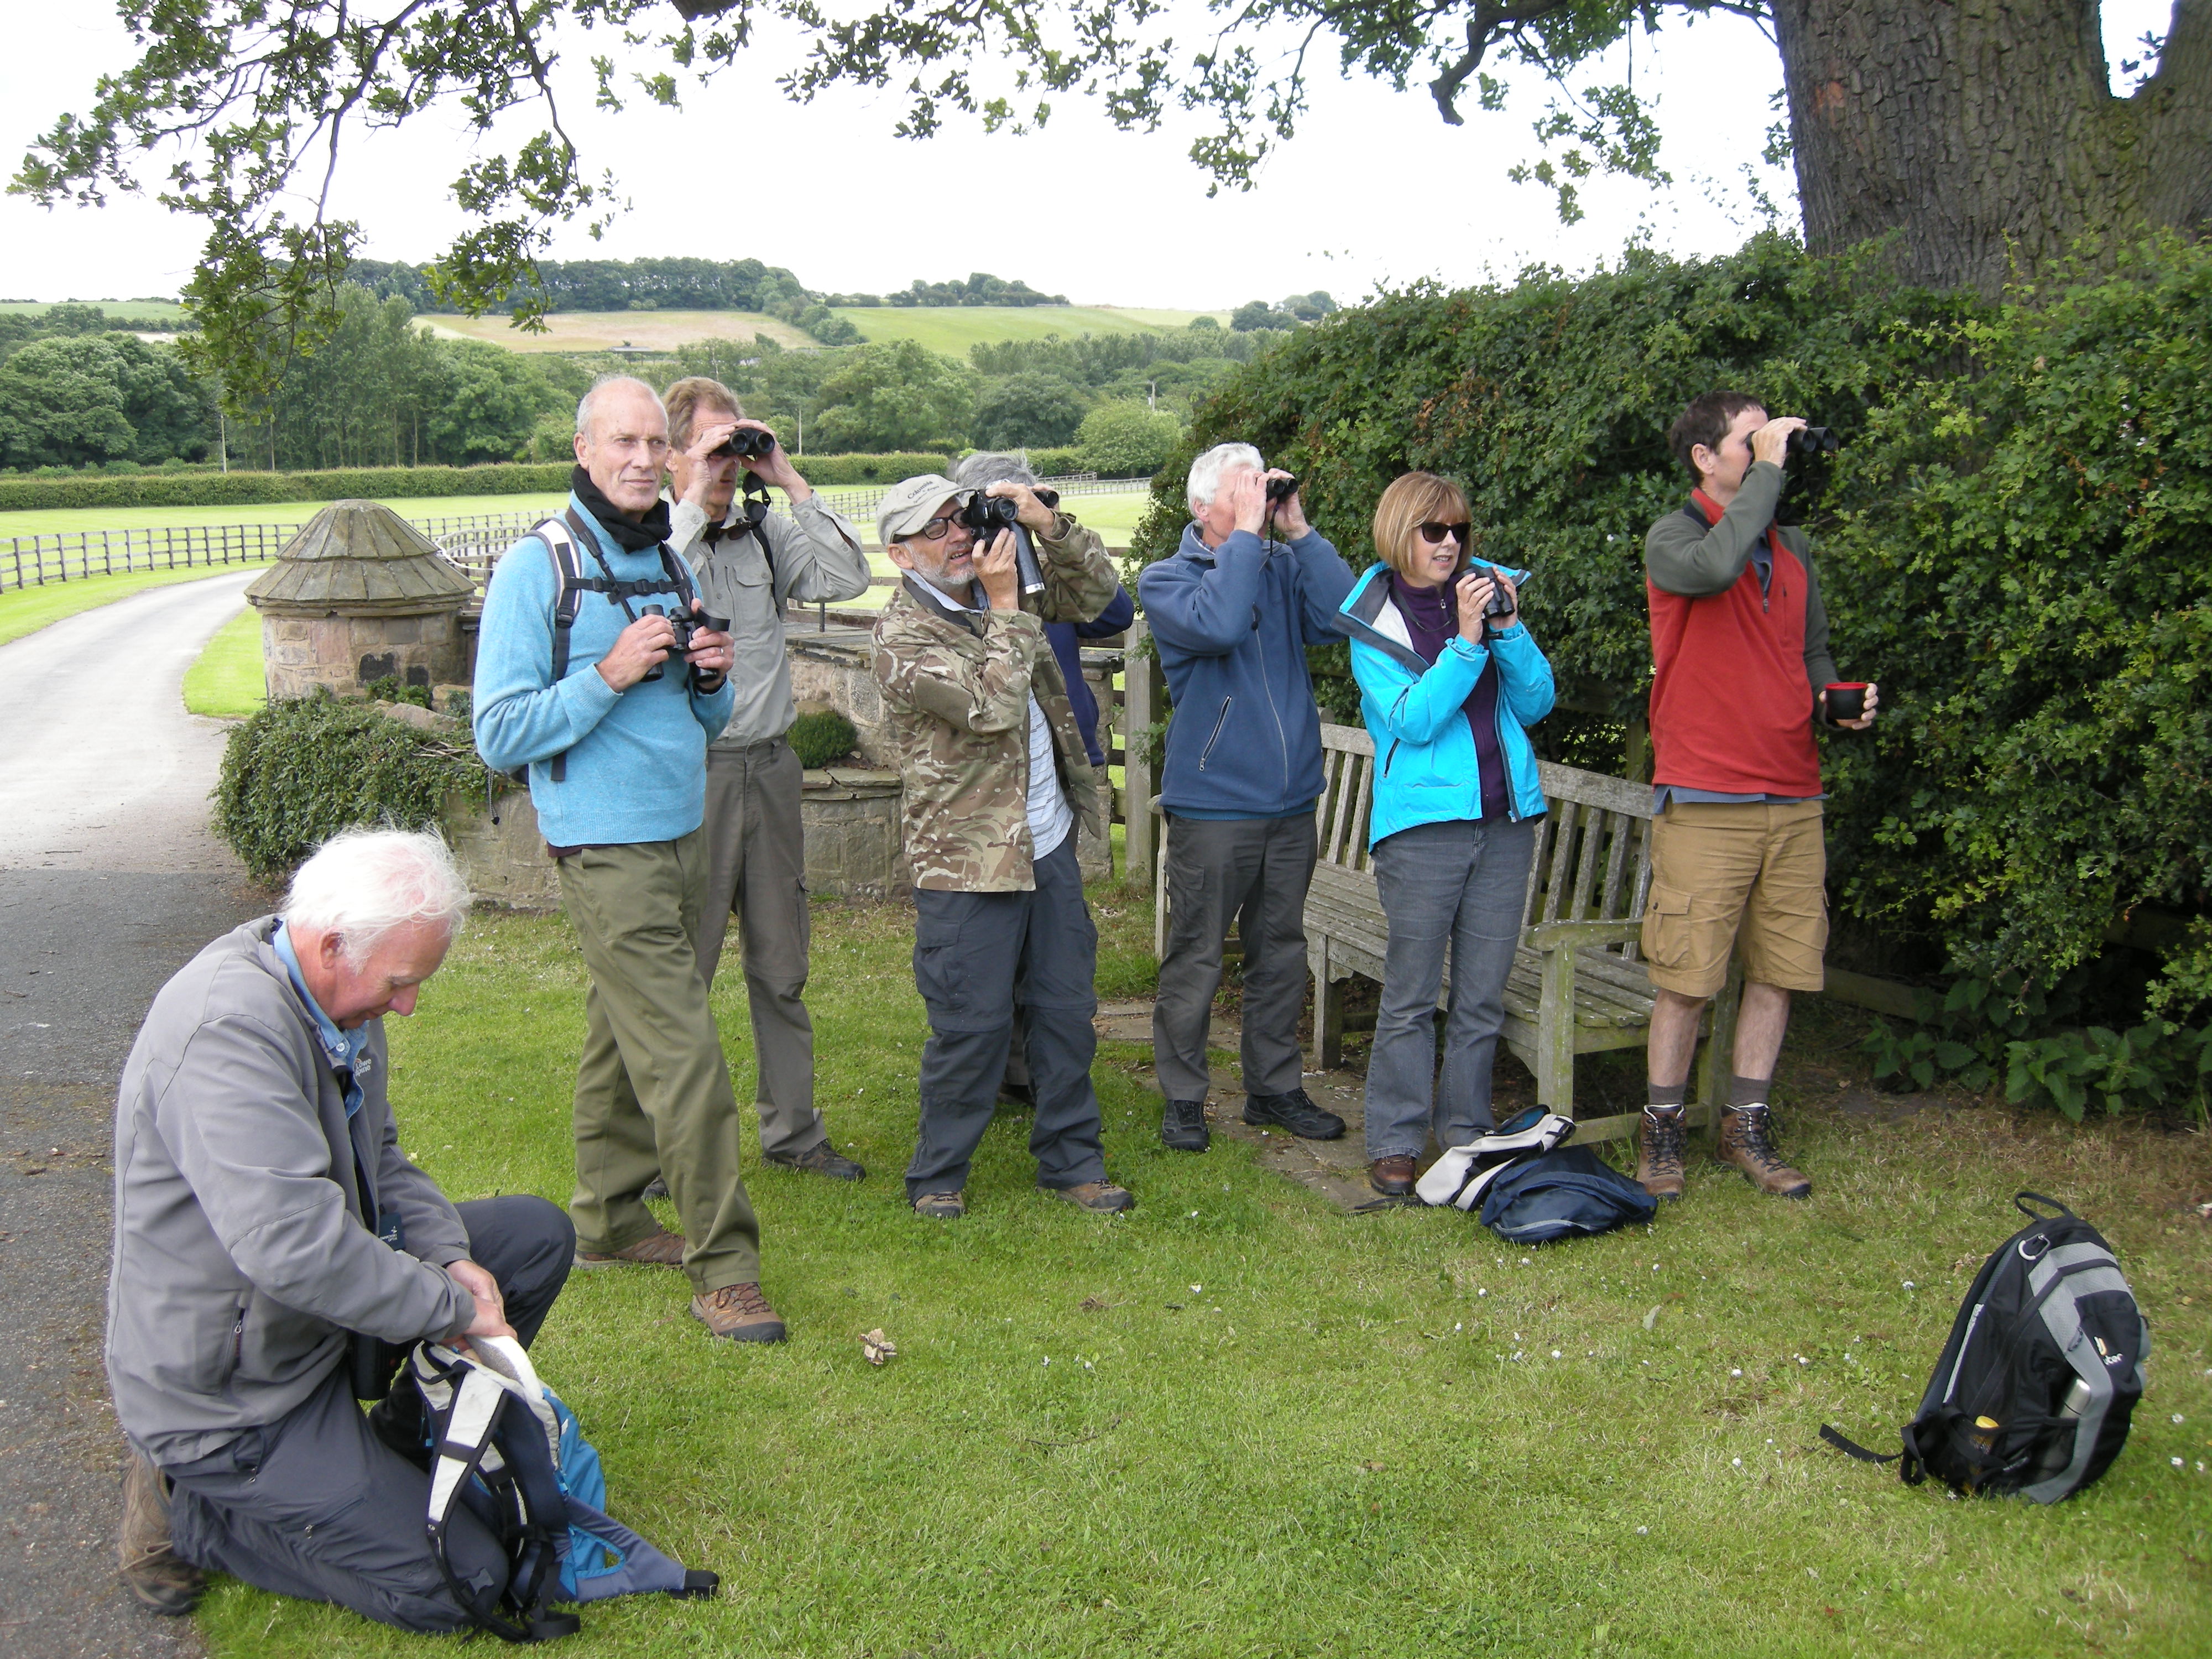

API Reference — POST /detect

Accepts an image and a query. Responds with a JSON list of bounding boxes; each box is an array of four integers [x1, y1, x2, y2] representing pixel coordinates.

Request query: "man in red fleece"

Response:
[[1636, 392, 1879, 1203]]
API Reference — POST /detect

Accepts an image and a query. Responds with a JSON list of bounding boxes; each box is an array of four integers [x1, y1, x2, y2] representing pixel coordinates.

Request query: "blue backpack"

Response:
[[404, 1337, 717, 1642], [1477, 1138, 1657, 1244]]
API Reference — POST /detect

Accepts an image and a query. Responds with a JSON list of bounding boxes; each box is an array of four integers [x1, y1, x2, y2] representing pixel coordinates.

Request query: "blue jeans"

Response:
[[1363, 816, 1537, 1160]]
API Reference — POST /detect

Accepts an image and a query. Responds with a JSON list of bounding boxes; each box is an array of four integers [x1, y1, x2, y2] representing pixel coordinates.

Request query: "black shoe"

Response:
[[765, 1141, 867, 1181], [1161, 1099, 1210, 1152], [997, 1080, 1035, 1109], [642, 1175, 670, 1201], [1243, 1088, 1346, 1140]]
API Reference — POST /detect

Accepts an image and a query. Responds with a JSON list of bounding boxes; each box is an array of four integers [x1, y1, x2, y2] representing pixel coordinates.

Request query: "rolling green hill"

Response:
[[0, 300, 188, 322], [832, 306, 1230, 353]]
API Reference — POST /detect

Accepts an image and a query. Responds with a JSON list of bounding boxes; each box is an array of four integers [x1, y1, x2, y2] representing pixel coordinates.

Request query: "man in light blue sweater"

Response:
[[474, 375, 785, 1344]]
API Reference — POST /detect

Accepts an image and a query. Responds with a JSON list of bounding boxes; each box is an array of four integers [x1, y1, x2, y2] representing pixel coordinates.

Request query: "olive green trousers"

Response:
[[559, 830, 763, 1292]]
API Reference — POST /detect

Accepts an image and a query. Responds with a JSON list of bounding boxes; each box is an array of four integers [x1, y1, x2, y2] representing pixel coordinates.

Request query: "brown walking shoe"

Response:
[[1717, 1104, 1811, 1198], [765, 1141, 867, 1181], [912, 1190, 966, 1219], [1636, 1107, 1688, 1202], [691, 1282, 788, 1343], [575, 1223, 687, 1269], [1046, 1180, 1135, 1214], [118, 1452, 202, 1617], [1369, 1155, 1417, 1198]]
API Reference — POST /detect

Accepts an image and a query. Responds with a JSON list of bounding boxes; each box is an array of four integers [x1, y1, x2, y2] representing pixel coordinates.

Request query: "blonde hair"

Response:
[[1371, 472, 1470, 581], [662, 376, 744, 452]]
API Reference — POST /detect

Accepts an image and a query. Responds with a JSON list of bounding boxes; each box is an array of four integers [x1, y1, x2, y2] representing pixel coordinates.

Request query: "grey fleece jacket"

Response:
[[107, 917, 476, 1467]]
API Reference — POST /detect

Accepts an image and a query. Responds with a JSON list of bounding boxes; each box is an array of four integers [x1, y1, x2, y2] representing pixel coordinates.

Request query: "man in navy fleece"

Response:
[[473, 374, 786, 1345], [1137, 442, 1356, 1153]]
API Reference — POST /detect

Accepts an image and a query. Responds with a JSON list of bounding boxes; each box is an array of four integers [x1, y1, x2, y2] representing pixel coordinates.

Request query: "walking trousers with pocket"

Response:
[[164, 1196, 573, 1634], [695, 737, 829, 1160], [559, 830, 764, 1292], [904, 839, 1108, 1200], [1151, 811, 1318, 1103]]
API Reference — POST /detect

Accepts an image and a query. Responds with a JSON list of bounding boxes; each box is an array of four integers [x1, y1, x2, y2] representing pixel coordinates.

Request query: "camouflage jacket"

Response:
[[873, 514, 1121, 891]]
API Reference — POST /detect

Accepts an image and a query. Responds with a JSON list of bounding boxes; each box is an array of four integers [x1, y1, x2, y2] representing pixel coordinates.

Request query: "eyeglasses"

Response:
[[1417, 521, 1471, 546], [910, 516, 956, 541]]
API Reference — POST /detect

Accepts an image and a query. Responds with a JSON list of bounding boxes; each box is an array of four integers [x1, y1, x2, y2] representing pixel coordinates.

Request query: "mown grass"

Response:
[[182, 606, 267, 718], [193, 889, 2212, 1658], [0, 492, 570, 540], [0, 563, 259, 646]]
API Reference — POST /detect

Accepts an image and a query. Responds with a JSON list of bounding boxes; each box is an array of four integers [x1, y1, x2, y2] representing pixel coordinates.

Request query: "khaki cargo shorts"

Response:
[[1640, 800, 1828, 998]]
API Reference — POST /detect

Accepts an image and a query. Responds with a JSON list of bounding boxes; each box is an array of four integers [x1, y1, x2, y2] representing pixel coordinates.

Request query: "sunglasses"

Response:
[[1417, 521, 1472, 546]]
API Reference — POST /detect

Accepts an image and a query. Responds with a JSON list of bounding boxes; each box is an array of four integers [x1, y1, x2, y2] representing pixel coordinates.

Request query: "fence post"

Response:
[[1121, 616, 1164, 887]]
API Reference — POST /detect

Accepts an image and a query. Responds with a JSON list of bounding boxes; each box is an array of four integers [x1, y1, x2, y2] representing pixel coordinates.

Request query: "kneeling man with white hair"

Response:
[[107, 828, 575, 1631]]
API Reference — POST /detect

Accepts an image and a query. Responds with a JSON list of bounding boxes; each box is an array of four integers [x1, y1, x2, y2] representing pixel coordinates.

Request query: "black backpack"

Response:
[[1822, 1192, 2148, 1503]]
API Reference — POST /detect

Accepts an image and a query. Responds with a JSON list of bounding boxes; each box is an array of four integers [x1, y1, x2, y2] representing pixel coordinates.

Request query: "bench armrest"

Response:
[[1525, 919, 1643, 952]]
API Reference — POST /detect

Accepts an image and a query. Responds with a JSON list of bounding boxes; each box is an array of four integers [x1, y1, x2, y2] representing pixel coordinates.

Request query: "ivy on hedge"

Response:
[[213, 693, 484, 882], [1133, 232, 2212, 1021], [0, 462, 573, 513]]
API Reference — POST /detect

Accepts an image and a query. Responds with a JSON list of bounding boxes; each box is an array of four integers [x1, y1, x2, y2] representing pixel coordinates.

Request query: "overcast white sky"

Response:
[[0, 1, 2174, 311]]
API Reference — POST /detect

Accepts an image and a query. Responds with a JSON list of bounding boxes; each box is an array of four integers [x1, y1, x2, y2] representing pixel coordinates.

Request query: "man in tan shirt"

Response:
[[661, 376, 874, 1180]]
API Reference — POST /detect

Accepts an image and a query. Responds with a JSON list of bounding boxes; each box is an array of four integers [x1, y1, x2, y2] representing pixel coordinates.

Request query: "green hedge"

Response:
[[0, 462, 572, 512], [1140, 233, 2212, 1022], [790, 452, 952, 486]]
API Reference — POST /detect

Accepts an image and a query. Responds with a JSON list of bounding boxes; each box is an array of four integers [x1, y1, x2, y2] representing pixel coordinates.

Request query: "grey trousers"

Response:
[[696, 738, 828, 1160], [1152, 812, 1318, 1102], [165, 1196, 574, 1634], [1363, 817, 1538, 1159], [905, 839, 1108, 1199]]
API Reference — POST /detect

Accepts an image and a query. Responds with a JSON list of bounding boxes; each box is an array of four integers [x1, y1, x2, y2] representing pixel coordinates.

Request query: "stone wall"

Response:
[[784, 630, 894, 766], [264, 609, 467, 702]]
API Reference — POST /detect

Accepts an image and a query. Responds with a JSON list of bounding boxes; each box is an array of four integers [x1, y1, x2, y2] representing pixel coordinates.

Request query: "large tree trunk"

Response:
[[1772, 0, 2212, 294]]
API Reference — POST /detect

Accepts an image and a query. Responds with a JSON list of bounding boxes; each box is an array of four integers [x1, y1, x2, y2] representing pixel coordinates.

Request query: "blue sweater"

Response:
[[1046, 585, 1136, 765], [1140, 522, 1355, 818], [1337, 561, 1554, 843], [473, 495, 734, 847]]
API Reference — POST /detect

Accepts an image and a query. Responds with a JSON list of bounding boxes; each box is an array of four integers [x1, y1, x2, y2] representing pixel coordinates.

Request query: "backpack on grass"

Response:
[[1820, 1192, 2148, 1503], [404, 1335, 717, 1641], [1413, 1108, 1658, 1243]]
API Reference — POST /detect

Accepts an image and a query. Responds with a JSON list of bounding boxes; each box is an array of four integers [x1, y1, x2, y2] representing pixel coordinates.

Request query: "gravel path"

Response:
[[0, 571, 271, 1655]]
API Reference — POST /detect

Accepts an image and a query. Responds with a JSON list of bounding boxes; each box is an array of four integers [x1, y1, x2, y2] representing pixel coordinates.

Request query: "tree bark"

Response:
[[1771, 0, 2212, 294]]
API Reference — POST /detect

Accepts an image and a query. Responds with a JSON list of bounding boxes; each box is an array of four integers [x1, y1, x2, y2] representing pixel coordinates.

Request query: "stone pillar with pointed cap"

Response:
[[246, 499, 477, 701]]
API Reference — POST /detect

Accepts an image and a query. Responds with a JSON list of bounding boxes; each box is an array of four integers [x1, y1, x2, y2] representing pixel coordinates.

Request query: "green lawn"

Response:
[[0, 299, 186, 322], [190, 893, 2212, 1658], [834, 306, 1233, 354], [0, 563, 262, 647], [183, 606, 267, 718], [0, 492, 568, 541]]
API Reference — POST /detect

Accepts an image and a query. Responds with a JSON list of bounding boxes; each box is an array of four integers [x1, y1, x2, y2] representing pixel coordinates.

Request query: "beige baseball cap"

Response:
[[875, 474, 967, 549]]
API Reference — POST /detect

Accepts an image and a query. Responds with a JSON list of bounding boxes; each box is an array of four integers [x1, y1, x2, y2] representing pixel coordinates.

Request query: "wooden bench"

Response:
[[1154, 722, 1743, 1145]]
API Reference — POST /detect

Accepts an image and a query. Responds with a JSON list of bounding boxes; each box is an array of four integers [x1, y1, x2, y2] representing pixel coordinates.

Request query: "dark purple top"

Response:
[[1389, 569, 1509, 820]]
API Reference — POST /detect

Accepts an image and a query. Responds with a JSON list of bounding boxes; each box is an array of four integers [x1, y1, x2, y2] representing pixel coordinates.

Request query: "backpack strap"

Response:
[[534, 515, 591, 785], [2013, 1190, 2074, 1221], [1818, 1423, 1902, 1467]]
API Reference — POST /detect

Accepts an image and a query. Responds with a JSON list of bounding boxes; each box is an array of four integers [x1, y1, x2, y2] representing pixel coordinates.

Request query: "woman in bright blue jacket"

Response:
[[1335, 472, 1556, 1198]]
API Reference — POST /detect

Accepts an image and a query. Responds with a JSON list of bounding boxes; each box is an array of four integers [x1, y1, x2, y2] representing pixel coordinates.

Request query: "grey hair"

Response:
[[1187, 442, 1264, 512], [951, 450, 1037, 491], [575, 374, 666, 443], [281, 827, 473, 964]]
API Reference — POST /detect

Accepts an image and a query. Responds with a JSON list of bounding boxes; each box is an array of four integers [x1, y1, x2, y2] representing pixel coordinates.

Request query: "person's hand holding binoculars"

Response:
[[982, 479, 1057, 535], [973, 529, 1022, 611], [1454, 568, 1516, 642]]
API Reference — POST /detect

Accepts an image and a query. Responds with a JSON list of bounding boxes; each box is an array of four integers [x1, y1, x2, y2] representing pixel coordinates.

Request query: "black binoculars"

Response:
[[712, 427, 778, 461]]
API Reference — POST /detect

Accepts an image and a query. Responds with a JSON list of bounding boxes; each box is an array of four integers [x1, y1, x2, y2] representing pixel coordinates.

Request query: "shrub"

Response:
[[790, 452, 954, 486], [786, 708, 858, 769], [213, 693, 484, 881], [1076, 402, 1182, 478], [1138, 232, 2212, 1027], [1024, 448, 1087, 479]]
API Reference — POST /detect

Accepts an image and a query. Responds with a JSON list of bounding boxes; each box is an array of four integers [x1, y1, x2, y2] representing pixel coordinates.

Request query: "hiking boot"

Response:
[[765, 1141, 867, 1181], [690, 1282, 788, 1344], [1161, 1098, 1211, 1152], [1636, 1106, 1688, 1202], [1046, 1180, 1136, 1214], [997, 1080, 1035, 1109], [642, 1175, 670, 1200], [1243, 1088, 1347, 1141], [118, 1452, 202, 1617], [912, 1190, 966, 1219], [1369, 1155, 1417, 1198], [1717, 1104, 1811, 1198], [575, 1223, 686, 1269]]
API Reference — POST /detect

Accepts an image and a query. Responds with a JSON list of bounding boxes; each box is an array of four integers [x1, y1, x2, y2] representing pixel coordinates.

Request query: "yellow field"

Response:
[[423, 310, 818, 353]]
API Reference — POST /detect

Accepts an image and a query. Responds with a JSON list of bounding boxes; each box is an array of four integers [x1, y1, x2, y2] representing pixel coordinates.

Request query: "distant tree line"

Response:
[[346, 257, 863, 346], [828, 273, 1068, 308], [1232, 293, 1338, 331], [0, 305, 215, 471]]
